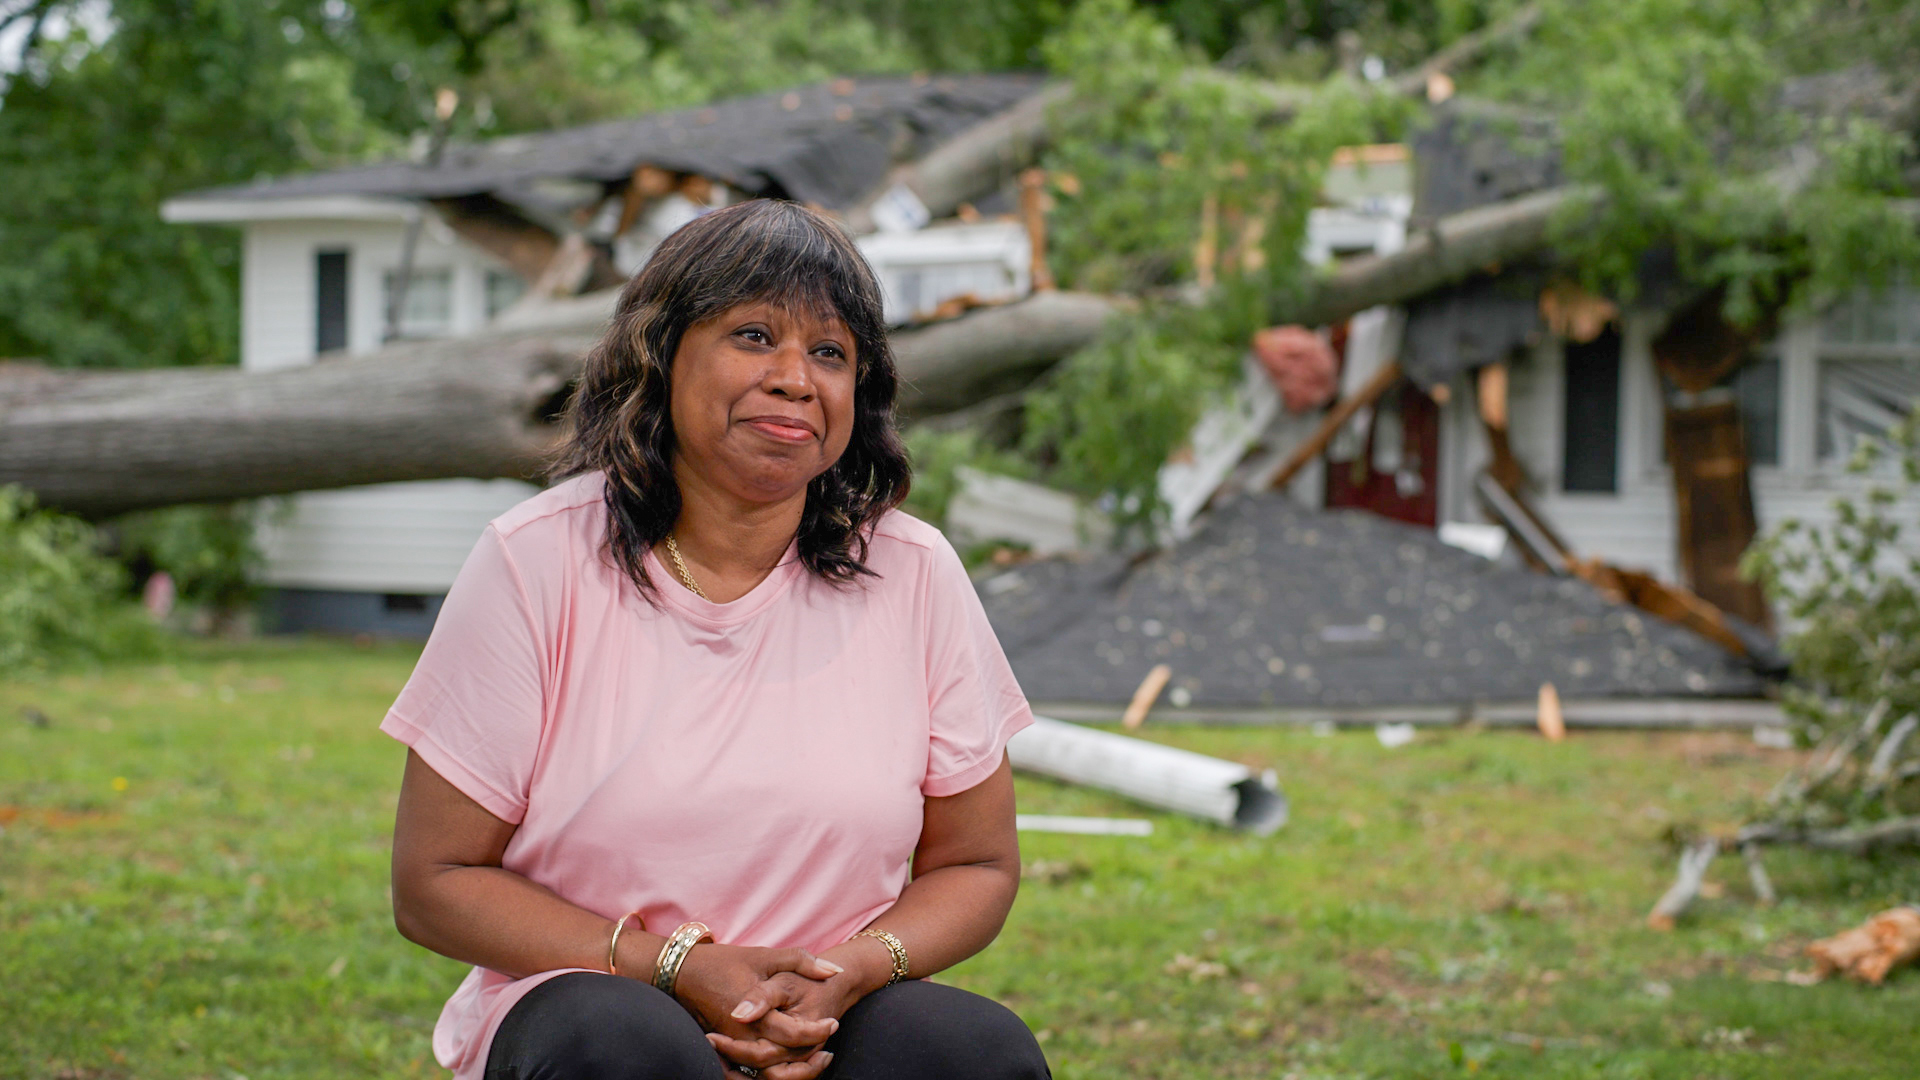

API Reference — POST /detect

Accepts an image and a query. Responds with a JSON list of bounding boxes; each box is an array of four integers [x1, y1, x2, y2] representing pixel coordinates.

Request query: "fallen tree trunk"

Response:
[[0, 291, 1129, 517], [1285, 186, 1583, 328], [842, 82, 1073, 235], [840, 4, 1544, 233], [2, 187, 1576, 516]]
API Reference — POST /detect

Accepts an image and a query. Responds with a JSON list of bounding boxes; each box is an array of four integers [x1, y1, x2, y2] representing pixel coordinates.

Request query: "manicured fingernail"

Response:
[[819, 1052, 834, 1066], [818, 960, 845, 974], [731, 1001, 756, 1020], [826, 1018, 840, 1033]]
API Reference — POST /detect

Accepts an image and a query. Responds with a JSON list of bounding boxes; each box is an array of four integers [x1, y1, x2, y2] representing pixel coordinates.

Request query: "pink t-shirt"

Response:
[[380, 474, 1033, 1078]]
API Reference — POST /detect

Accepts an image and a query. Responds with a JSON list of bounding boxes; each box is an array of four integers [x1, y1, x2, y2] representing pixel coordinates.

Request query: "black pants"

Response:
[[484, 972, 1051, 1080]]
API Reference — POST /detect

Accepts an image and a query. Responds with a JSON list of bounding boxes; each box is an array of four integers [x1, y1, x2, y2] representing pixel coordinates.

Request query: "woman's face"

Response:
[[668, 300, 858, 507]]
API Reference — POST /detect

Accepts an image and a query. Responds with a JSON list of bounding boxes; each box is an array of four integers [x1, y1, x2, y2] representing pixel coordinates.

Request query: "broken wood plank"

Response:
[[1648, 838, 1720, 930], [1122, 664, 1174, 730], [1266, 361, 1403, 491], [1536, 682, 1566, 741], [1019, 168, 1054, 292]]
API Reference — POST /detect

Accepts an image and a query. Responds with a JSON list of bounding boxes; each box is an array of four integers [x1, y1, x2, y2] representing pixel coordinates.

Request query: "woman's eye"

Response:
[[736, 327, 771, 345]]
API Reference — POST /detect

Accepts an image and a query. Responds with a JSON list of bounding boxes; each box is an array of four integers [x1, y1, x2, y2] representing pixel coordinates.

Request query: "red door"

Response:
[[1324, 379, 1441, 528]]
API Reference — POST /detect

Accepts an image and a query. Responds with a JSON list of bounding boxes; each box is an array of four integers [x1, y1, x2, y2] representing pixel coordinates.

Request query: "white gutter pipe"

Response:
[[1008, 716, 1289, 835]]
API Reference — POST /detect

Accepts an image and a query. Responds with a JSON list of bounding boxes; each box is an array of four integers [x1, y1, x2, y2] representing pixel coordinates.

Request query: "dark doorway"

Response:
[[1325, 379, 1441, 528], [1562, 327, 1622, 492], [315, 249, 350, 354]]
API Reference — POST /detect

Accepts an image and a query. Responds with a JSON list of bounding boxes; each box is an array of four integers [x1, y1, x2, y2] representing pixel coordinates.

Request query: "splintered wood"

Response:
[[1122, 664, 1174, 730], [1806, 907, 1920, 985], [1536, 682, 1566, 742]]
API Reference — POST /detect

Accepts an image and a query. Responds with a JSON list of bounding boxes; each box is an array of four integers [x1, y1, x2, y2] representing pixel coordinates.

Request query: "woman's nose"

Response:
[[763, 344, 814, 399]]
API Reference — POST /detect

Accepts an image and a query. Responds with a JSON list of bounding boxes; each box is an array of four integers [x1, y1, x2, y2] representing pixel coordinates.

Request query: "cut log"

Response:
[[1806, 907, 1920, 984]]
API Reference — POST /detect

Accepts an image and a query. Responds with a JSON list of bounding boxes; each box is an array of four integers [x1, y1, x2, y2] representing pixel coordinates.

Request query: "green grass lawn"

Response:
[[4, 641, 1917, 1079]]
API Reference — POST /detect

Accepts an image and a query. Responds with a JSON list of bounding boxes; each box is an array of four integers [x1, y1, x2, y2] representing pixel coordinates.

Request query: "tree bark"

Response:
[[1282, 186, 1583, 328], [0, 292, 1128, 518], [841, 83, 1073, 234]]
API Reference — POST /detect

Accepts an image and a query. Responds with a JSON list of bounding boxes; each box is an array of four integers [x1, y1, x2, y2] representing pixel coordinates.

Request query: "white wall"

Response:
[[241, 217, 508, 370], [240, 216, 539, 593]]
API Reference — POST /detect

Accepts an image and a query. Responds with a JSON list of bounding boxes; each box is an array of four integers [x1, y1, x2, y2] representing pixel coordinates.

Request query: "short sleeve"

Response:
[[380, 525, 546, 824], [921, 535, 1034, 797]]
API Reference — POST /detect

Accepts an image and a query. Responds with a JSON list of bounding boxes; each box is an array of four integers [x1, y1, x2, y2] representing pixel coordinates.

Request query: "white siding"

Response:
[[255, 480, 538, 593], [239, 215, 538, 593], [1476, 312, 1920, 593]]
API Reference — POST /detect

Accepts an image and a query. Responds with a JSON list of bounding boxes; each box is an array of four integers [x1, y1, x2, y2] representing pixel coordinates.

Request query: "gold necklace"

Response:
[[663, 535, 709, 600]]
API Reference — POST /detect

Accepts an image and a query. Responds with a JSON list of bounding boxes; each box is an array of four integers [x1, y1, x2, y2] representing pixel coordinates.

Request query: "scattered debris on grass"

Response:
[[1015, 814, 1154, 836], [1165, 953, 1230, 981], [1020, 858, 1090, 885], [1375, 722, 1416, 748], [1804, 907, 1920, 985]]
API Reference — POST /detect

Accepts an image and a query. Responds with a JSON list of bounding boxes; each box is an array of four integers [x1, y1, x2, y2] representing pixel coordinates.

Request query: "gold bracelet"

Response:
[[608, 911, 643, 976], [856, 928, 910, 986], [653, 921, 713, 998]]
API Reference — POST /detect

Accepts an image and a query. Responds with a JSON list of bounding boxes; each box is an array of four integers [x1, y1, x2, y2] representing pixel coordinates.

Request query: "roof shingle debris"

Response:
[[977, 495, 1767, 711], [175, 74, 1048, 212]]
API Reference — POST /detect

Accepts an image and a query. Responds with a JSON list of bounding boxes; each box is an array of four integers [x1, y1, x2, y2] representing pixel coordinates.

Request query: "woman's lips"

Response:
[[743, 417, 817, 443]]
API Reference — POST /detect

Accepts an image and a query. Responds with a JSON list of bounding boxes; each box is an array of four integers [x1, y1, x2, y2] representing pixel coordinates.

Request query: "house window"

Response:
[[1816, 284, 1920, 463], [1561, 327, 1621, 492], [1730, 352, 1782, 467], [485, 269, 526, 319], [381, 267, 454, 339], [315, 249, 349, 354]]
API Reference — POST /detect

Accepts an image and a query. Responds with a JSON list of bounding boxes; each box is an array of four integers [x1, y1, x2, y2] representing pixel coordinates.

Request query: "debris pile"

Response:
[[978, 494, 1764, 711]]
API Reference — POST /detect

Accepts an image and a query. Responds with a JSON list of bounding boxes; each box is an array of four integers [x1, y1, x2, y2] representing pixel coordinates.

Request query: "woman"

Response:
[[384, 199, 1048, 1080]]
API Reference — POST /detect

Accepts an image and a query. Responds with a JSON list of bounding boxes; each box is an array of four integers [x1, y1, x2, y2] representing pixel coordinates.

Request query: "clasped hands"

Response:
[[676, 942, 876, 1080]]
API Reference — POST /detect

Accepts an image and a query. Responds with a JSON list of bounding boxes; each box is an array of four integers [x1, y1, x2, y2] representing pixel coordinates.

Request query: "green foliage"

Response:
[[1742, 410, 1920, 826], [457, 0, 923, 131], [1477, 0, 1920, 322], [114, 504, 262, 612], [0, 0, 402, 370], [0, 487, 159, 674]]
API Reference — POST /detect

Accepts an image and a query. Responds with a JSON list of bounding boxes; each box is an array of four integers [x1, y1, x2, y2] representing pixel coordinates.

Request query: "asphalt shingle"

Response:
[[977, 495, 1767, 710]]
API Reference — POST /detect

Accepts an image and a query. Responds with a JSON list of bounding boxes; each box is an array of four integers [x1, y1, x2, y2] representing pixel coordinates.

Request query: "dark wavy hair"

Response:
[[552, 199, 911, 599]]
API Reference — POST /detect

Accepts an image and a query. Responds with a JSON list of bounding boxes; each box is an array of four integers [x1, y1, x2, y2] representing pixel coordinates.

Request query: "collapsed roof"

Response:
[[169, 73, 1049, 213], [977, 493, 1767, 711]]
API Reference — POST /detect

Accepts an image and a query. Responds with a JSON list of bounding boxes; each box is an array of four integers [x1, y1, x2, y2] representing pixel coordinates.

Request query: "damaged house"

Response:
[[972, 98, 1920, 722]]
